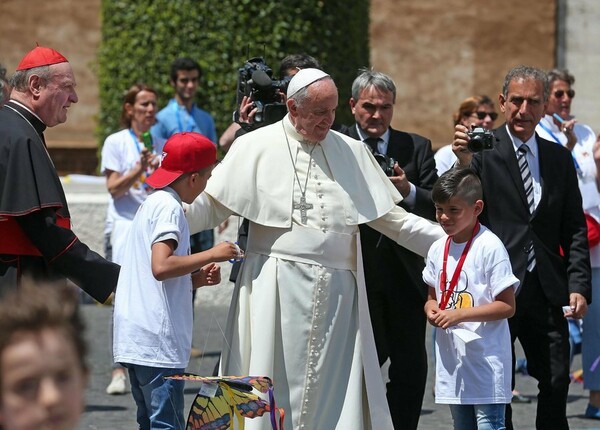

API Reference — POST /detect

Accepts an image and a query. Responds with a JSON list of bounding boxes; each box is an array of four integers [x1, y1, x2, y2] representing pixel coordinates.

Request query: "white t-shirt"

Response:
[[113, 187, 193, 368], [101, 128, 166, 222], [422, 225, 519, 405], [536, 115, 600, 267], [434, 144, 456, 176]]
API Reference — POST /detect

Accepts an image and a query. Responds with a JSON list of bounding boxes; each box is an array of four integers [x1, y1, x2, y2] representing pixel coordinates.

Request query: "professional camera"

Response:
[[235, 57, 291, 128], [374, 153, 396, 177], [466, 127, 494, 153], [364, 144, 396, 176]]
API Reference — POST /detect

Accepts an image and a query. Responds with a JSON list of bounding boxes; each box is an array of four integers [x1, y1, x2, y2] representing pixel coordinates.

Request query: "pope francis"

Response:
[[185, 68, 443, 429]]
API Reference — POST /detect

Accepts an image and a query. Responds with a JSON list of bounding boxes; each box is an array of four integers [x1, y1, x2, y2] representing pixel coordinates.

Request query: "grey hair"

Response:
[[547, 68, 575, 87], [289, 76, 334, 108], [351, 68, 396, 103], [502, 65, 549, 102], [9, 65, 53, 92]]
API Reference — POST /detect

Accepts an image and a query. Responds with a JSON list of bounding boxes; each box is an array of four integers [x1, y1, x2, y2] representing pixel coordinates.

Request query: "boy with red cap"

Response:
[[0, 45, 119, 302], [112, 132, 241, 429]]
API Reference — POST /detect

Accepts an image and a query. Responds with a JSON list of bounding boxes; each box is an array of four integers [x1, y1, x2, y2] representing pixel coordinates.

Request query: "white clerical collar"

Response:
[[505, 124, 539, 159], [10, 99, 45, 125]]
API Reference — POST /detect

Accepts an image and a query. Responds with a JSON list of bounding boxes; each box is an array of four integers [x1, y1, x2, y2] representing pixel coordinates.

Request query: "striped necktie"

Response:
[[517, 144, 536, 271]]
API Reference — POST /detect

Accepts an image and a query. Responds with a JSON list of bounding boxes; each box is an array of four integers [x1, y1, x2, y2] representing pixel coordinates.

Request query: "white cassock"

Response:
[[186, 115, 443, 429]]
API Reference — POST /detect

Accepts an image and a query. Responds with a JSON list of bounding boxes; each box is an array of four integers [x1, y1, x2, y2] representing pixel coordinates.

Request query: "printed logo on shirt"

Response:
[[438, 269, 473, 309]]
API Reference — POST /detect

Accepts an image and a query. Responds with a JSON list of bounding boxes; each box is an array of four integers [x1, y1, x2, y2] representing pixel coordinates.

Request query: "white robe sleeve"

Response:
[[366, 205, 444, 257], [184, 192, 234, 235]]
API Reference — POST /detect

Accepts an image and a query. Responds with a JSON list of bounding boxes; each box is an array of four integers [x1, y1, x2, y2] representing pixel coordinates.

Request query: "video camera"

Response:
[[234, 57, 291, 128]]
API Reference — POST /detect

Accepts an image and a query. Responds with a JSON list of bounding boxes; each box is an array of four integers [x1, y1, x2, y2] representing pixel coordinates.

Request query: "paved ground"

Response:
[[66, 179, 600, 429], [77, 300, 600, 429], [76, 243, 600, 430]]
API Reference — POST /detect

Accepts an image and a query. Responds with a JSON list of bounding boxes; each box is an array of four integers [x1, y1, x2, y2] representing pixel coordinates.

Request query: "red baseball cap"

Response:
[[16, 45, 68, 71], [146, 132, 217, 189]]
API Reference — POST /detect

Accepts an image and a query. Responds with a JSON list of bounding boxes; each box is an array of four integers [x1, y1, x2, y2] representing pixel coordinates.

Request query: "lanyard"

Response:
[[128, 129, 143, 154], [538, 121, 582, 175], [439, 221, 480, 310], [172, 100, 197, 132]]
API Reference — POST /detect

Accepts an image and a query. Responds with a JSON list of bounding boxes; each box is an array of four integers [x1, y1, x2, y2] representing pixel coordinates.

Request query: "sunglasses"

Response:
[[553, 89, 575, 99], [471, 111, 498, 121]]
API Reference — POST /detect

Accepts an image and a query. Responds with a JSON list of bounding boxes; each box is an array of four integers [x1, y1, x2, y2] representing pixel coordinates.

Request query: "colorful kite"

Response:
[[165, 374, 285, 430]]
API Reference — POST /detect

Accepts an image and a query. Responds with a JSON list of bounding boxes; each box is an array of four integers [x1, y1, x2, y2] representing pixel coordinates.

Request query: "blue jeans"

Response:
[[124, 364, 186, 430], [583, 267, 600, 390], [449, 404, 506, 430]]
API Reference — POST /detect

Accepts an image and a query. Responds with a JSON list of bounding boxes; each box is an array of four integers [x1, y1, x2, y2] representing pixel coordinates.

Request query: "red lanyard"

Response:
[[439, 221, 480, 310]]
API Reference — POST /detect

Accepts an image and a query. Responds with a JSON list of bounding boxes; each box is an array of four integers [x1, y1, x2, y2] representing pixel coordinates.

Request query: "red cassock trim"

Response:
[[0, 214, 70, 256]]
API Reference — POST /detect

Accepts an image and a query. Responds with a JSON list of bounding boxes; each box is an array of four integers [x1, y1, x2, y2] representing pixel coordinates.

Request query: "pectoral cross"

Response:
[[293, 195, 313, 224]]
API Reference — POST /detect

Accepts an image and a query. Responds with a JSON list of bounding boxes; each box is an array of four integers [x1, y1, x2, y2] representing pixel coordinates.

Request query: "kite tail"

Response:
[[268, 386, 285, 430]]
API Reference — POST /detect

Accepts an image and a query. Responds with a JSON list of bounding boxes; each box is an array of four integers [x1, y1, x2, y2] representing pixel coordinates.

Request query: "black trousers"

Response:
[[366, 262, 427, 430], [506, 269, 571, 430]]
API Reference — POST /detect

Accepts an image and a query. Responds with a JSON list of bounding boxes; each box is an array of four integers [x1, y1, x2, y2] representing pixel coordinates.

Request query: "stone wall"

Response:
[[0, 0, 581, 164], [565, 1, 600, 131], [0, 0, 101, 151], [370, 0, 555, 148]]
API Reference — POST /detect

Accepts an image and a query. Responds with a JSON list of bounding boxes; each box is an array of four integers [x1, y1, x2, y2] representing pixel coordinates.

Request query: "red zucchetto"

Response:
[[16, 46, 68, 71]]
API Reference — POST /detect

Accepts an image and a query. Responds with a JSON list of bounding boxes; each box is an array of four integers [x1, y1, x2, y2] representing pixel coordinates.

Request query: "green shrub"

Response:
[[97, 0, 369, 153]]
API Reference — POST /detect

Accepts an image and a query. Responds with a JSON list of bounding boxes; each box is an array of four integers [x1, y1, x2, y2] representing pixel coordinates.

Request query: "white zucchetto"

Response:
[[286, 68, 330, 98]]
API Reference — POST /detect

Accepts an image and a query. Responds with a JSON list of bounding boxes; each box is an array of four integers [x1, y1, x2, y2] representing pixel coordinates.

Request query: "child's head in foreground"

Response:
[[146, 131, 217, 203], [432, 168, 484, 242], [0, 282, 88, 430]]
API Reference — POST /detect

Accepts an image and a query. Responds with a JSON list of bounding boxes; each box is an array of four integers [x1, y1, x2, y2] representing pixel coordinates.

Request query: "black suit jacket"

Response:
[[471, 124, 591, 306], [343, 125, 437, 219], [342, 124, 438, 298]]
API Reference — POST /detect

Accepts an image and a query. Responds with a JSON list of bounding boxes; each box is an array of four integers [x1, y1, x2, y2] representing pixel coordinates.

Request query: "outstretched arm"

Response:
[[151, 239, 240, 281], [367, 207, 444, 257], [185, 192, 234, 235]]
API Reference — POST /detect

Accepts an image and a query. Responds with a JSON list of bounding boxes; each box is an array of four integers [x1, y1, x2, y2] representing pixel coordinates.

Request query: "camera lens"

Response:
[[468, 135, 483, 152]]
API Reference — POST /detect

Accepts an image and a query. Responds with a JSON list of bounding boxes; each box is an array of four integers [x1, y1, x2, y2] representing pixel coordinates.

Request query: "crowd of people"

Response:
[[0, 44, 599, 430]]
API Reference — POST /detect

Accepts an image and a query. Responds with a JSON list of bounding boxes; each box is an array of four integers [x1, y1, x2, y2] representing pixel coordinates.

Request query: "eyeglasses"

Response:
[[553, 89, 575, 99], [471, 111, 498, 121]]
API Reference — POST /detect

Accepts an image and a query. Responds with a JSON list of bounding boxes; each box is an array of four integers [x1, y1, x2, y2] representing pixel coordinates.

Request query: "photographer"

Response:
[[453, 65, 590, 430], [339, 69, 437, 430], [219, 54, 321, 151], [435, 95, 497, 175]]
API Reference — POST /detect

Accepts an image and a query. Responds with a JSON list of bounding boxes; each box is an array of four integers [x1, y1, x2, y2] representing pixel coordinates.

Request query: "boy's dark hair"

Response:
[[432, 168, 482, 205], [0, 280, 88, 390], [169, 57, 202, 83]]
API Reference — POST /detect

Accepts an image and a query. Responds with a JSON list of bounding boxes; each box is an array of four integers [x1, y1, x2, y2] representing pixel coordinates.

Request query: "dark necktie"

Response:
[[517, 144, 536, 271], [364, 137, 380, 154]]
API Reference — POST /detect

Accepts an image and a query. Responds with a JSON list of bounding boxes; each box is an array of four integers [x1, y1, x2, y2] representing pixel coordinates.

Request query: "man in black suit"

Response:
[[340, 69, 437, 430], [453, 65, 591, 429]]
